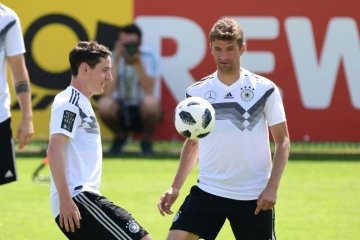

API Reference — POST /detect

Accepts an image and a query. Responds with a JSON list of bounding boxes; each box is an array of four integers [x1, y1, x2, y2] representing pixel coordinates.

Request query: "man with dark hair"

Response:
[[97, 23, 161, 156], [158, 19, 290, 240], [47, 41, 152, 240], [0, 3, 34, 186]]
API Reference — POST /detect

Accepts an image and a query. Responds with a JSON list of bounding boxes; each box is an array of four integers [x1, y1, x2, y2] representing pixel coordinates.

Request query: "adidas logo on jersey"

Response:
[[224, 92, 234, 99]]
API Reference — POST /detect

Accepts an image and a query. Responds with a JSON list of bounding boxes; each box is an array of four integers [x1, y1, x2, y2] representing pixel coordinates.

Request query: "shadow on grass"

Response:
[[102, 152, 360, 161], [16, 151, 360, 161], [289, 153, 360, 161]]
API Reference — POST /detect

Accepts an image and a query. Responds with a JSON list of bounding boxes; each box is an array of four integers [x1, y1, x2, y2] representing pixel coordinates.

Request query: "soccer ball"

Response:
[[173, 96, 216, 140]]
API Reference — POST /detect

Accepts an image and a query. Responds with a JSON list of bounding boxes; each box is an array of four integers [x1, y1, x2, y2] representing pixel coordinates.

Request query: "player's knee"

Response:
[[140, 234, 152, 240], [166, 230, 198, 240]]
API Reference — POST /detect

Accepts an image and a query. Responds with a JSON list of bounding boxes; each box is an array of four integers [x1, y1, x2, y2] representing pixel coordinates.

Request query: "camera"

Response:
[[124, 42, 139, 56]]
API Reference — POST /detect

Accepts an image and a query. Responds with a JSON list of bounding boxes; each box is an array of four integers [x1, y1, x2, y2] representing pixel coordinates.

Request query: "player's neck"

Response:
[[217, 68, 241, 86], [70, 78, 92, 99]]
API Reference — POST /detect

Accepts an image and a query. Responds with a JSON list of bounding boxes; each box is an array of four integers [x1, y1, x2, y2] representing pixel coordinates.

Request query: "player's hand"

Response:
[[59, 198, 82, 232], [255, 186, 277, 215], [17, 117, 34, 149], [157, 187, 179, 216]]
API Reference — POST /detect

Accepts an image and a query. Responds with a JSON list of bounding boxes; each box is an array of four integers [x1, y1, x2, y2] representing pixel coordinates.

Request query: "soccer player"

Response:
[[47, 41, 151, 240], [0, 4, 34, 186], [158, 19, 290, 240]]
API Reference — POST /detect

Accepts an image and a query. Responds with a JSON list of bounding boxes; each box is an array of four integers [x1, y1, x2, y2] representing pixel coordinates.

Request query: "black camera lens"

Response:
[[125, 42, 138, 56]]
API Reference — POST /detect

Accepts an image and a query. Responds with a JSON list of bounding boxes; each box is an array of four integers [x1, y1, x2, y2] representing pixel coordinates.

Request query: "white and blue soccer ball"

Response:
[[173, 96, 216, 140]]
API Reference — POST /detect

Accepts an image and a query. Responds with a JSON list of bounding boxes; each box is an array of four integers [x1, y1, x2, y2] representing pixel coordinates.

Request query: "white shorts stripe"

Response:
[[77, 193, 133, 240], [74, 194, 126, 240]]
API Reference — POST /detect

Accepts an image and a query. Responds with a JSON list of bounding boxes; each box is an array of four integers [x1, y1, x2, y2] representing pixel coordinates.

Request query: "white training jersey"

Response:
[[49, 86, 102, 218], [0, 4, 26, 123], [186, 68, 286, 200], [112, 46, 160, 105]]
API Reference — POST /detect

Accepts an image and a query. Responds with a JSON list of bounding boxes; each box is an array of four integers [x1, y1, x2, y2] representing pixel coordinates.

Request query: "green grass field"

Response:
[[0, 158, 359, 240]]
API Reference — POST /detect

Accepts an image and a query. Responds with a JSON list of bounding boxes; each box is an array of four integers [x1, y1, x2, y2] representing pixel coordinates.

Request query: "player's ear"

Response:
[[209, 42, 214, 55], [79, 62, 88, 76], [240, 43, 246, 56]]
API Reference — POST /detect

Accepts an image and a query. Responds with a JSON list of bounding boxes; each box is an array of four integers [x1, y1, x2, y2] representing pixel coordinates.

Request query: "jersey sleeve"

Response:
[[185, 88, 192, 99], [264, 86, 287, 126], [50, 102, 81, 139], [5, 12, 25, 57], [185, 83, 196, 98]]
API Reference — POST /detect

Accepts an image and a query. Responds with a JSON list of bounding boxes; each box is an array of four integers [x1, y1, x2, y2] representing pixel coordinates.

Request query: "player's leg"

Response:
[[72, 191, 150, 240], [228, 200, 276, 240], [55, 202, 98, 240], [97, 96, 129, 154], [166, 230, 199, 240], [168, 185, 226, 240], [55, 196, 124, 240], [0, 118, 18, 186], [138, 95, 161, 155]]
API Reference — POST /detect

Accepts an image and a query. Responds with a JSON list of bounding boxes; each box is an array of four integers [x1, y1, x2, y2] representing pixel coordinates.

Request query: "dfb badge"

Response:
[[61, 110, 76, 132], [126, 220, 140, 233]]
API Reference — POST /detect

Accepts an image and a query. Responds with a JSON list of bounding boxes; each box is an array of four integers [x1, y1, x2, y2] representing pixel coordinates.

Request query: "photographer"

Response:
[[98, 23, 161, 156]]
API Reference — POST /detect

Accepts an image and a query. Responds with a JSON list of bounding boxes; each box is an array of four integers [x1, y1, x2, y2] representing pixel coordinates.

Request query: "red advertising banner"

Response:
[[135, 0, 360, 141]]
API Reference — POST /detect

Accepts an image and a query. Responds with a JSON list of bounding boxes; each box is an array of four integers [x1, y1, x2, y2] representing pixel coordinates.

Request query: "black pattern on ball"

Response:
[[179, 111, 196, 125], [202, 108, 212, 129], [180, 130, 192, 138], [187, 101, 200, 106], [197, 132, 210, 138]]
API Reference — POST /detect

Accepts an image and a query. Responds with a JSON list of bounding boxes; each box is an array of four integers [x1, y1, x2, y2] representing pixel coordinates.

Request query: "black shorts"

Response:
[[0, 118, 17, 186], [116, 100, 143, 132], [55, 191, 148, 240], [170, 186, 276, 240]]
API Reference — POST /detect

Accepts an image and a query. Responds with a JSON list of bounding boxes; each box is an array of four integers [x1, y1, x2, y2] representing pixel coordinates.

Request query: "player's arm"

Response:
[[255, 85, 290, 214], [158, 139, 199, 216], [47, 133, 72, 201], [172, 139, 199, 190], [6, 12, 34, 149], [48, 102, 81, 232], [7, 54, 32, 119], [255, 122, 290, 215], [268, 122, 290, 190], [7, 54, 34, 149], [47, 133, 81, 232]]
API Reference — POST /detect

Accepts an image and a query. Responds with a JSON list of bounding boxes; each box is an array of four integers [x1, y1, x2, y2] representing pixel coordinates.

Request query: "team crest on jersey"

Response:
[[61, 110, 76, 132], [240, 87, 254, 102], [173, 211, 182, 222], [204, 91, 216, 103], [126, 220, 140, 233]]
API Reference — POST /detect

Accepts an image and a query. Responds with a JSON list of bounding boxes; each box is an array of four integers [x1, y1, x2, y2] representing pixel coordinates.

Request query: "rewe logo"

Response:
[[136, 16, 360, 109], [285, 17, 360, 109]]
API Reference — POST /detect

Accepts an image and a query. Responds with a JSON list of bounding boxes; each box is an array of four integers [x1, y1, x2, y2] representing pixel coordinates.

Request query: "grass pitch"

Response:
[[0, 158, 359, 240]]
